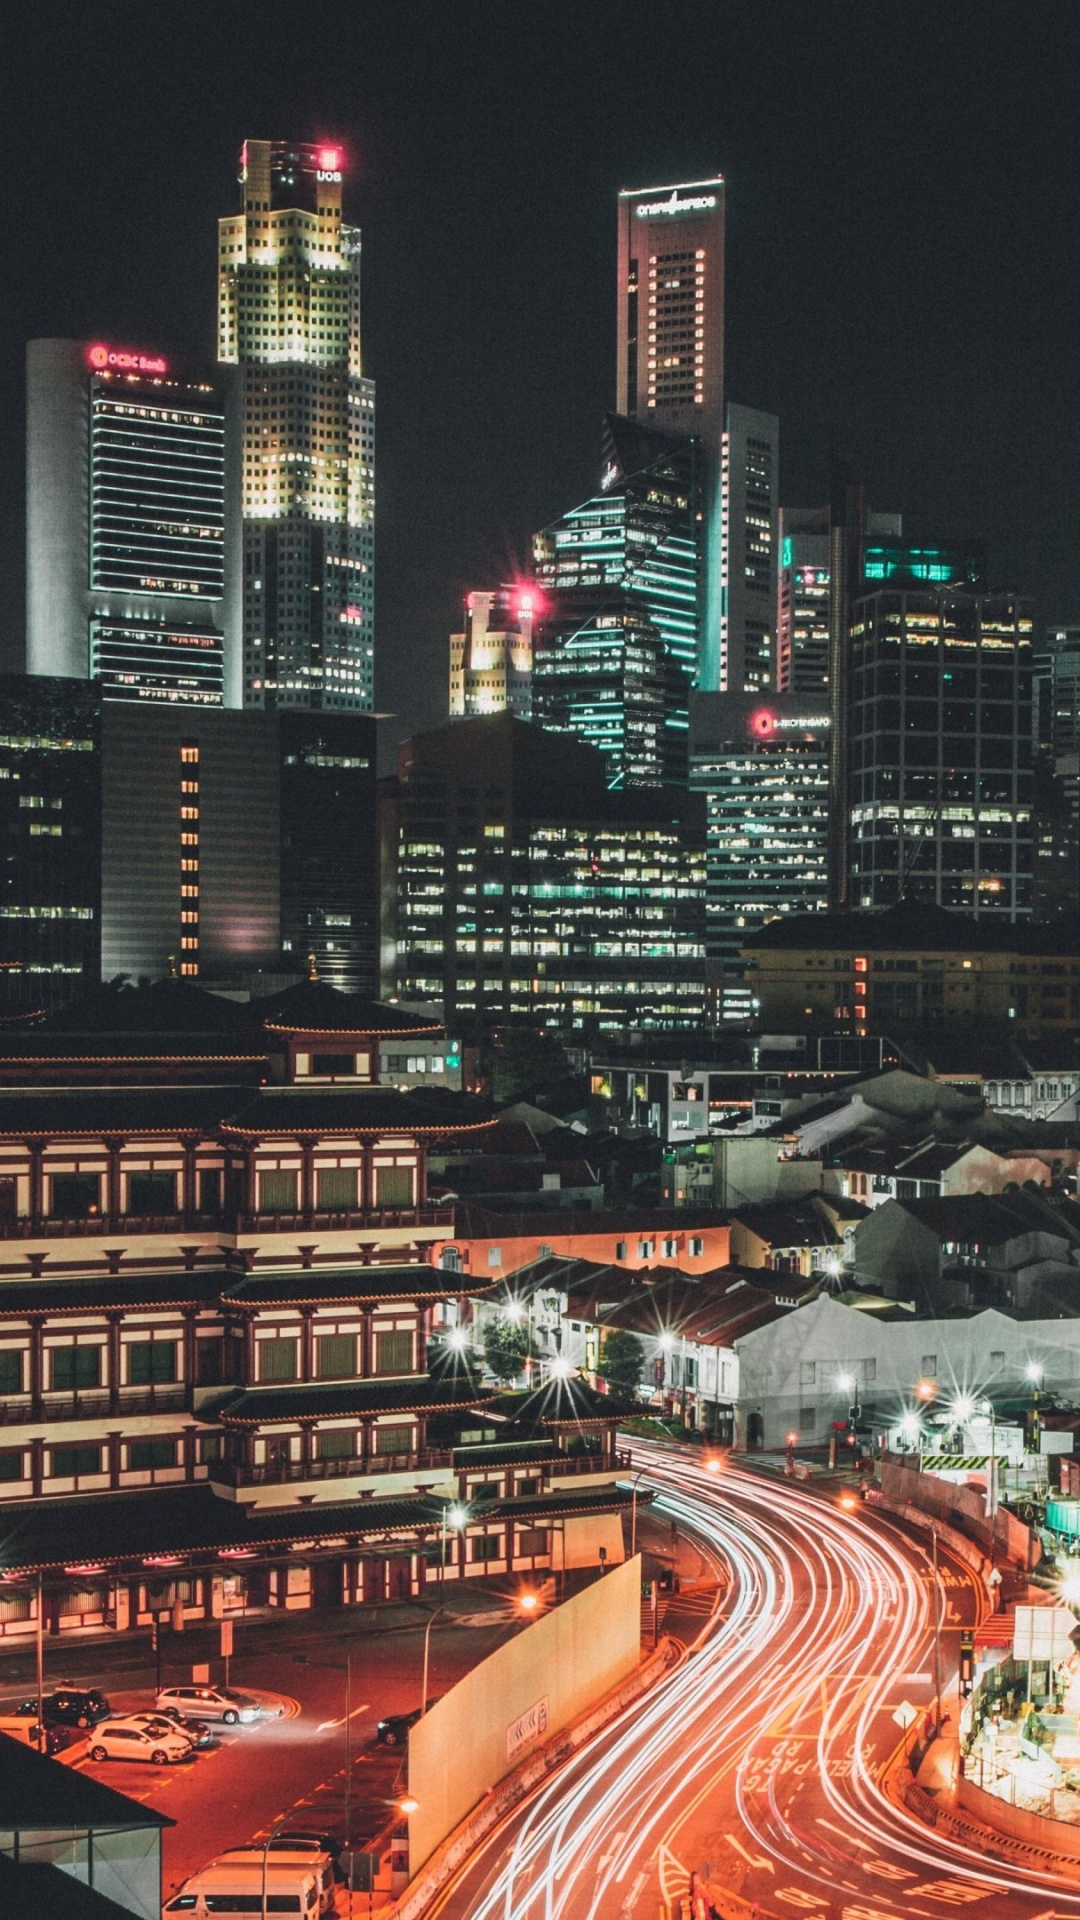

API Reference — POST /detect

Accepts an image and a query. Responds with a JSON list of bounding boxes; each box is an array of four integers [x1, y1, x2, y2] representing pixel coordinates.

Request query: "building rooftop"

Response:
[[0, 1728, 173, 1828], [745, 899, 1080, 956]]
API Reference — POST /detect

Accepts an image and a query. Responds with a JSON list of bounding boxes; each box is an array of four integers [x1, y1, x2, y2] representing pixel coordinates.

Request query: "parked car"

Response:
[[151, 1708, 213, 1747], [376, 1706, 422, 1747], [0, 1709, 70, 1754], [89, 1717, 193, 1765], [164, 1861, 320, 1916], [126, 1712, 211, 1750], [154, 1685, 260, 1726], [213, 1844, 336, 1913], [19, 1685, 110, 1728]]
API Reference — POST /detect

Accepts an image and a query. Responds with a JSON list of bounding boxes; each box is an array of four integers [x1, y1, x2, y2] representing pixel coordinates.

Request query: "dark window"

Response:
[[196, 1338, 224, 1386], [374, 1165, 414, 1208], [51, 1345, 101, 1392], [317, 1167, 358, 1210], [374, 1330, 412, 1375], [0, 1349, 23, 1394], [472, 1482, 499, 1502], [198, 1169, 222, 1215], [260, 1169, 298, 1213], [471, 1534, 500, 1562], [129, 1438, 177, 1471], [198, 1432, 222, 1464], [316, 1333, 355, 1379], [51, 1443, 102, 1478], [0, 1449, 24, 1482], [49, 1173, 100, 1219], [0, 1175, 17, 1220], [128, 1340, 177, 1385], [373, 1424, 412, 1455], [312, 1052, 354, 1076], [128, 1171, 176, 1216], [316, 1428, 356, 1459], [516, 1528, 549, 1555], [258, 1338, 298, 1383], [516, 1477, 539, 1496]]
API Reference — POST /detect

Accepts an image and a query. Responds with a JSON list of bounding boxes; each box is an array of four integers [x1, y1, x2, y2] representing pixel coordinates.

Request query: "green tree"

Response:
[[596, 1328, 646, 1396], [482, 1315, 533, 1386], [491, 1027, 571, 1103]]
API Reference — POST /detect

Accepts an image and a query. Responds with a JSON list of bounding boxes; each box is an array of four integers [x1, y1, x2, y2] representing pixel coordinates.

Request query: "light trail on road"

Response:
[[429, 1443, 1080, 1920]]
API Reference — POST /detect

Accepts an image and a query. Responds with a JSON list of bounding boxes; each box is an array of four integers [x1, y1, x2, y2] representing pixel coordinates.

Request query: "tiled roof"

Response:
[[222, 1267, 481, 1307], [218, 1374, 495, 1424], [0, 1484, 455, 1572], [0, 1478, 634, 1573], [260, 980, 441, 1036], [221, 1087, 493, 1135], [0, 1084, 493, 1138]]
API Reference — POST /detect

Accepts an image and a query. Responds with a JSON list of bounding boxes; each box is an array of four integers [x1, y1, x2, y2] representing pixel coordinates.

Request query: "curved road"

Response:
[[428, 1443, 1080, 1920]]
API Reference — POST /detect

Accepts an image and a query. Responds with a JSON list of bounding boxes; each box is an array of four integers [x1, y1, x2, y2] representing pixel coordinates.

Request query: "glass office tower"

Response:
[[219, 139, 375, 711]]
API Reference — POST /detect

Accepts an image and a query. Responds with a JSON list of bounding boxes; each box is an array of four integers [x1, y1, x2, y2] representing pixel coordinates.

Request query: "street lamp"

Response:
[[437, 1500, 469, 1597], [420, 1605, 445, 1718], [625, 1467, 651, 1558], [293, 1653, 353, 1858], [1026, 1360, 1043, 1453], [837, 1371, 861, 1461]]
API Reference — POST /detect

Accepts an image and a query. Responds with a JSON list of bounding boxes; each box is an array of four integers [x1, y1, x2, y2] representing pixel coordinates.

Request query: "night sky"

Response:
[[1, 1, 1077, 756]]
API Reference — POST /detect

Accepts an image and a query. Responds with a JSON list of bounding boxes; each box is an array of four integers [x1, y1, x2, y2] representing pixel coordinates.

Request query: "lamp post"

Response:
[[1027, 1360, 1043, 1457], [420, 1604, 445, 1718], [294, 1653, 353, 1865], [627, 1467, 651, 1559], [437, 1500, 469, 1598], [837, 1371, 861, 1464], [930, 1525, 943, 1732]]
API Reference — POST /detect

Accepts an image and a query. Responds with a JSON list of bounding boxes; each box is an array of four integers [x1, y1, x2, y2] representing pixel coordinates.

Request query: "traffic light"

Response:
[[959, 1628, 975, 1697], [445, 1038, 462, 1070]]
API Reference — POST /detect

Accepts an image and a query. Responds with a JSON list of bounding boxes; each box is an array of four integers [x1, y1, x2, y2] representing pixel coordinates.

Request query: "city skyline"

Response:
[[1, 4, 1077, 763]]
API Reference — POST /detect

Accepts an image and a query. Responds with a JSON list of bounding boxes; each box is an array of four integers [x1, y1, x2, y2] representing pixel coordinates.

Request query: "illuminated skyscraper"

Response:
[[847, 582, 1033, 919], [532, 417, 696, 783], [718, 404, 779, 694], [616, 177, 725, 450], [218, 139, 375, 710], [449, 588, 534, 719], [26, 339, 239, 707], [690, 692, 830, 1021]]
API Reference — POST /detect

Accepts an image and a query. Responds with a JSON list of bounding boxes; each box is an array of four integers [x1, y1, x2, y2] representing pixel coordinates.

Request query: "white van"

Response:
[[162, 1860, 320, 1916], [213, 1846, 335, 1914]]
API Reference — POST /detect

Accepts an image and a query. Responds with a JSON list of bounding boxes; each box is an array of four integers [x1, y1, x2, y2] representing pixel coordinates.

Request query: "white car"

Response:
[[89, 1717, 193, 1765], [125, 1712, 199, 1748], [154, 1684, 261, 1726]]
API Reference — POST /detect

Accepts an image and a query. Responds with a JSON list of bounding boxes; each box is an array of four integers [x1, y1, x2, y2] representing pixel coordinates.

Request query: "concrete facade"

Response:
[[735, 1292, 1075, 1451]]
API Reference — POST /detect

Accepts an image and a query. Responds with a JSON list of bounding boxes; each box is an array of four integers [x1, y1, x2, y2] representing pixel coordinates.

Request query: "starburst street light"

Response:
[[1027, 1360, 1044, 1451], [1060, 1571, 1080, 1609], [949, 1393, 975, 1427]]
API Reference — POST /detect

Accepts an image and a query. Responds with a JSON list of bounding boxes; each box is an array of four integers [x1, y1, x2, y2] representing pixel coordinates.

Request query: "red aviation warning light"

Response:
[[316, 145, 344, 180]]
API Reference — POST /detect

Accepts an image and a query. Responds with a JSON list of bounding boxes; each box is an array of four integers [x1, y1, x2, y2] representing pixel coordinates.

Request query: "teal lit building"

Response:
[[533, 419, 698, 786]]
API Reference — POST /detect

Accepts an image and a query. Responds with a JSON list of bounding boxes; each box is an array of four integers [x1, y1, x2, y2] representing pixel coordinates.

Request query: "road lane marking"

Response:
[[726, 1833, 775, 1872], [315, 1701, 369, 1731]]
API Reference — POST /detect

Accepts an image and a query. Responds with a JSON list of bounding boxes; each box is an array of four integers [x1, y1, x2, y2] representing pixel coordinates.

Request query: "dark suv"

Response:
[[21, 1686, 111, 1729], [376, 1702, 440, 1747]]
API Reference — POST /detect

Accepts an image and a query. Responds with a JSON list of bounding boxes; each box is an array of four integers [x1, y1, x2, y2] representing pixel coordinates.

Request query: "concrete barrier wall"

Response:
[[956, 1773, 1080, 1867], [407, 1555, 641, 1871], [880, 1458, 1038, 1569]]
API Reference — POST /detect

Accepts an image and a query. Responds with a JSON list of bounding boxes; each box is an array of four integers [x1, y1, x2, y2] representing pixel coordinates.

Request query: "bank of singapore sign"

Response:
[[637, 190, 717, 218]]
